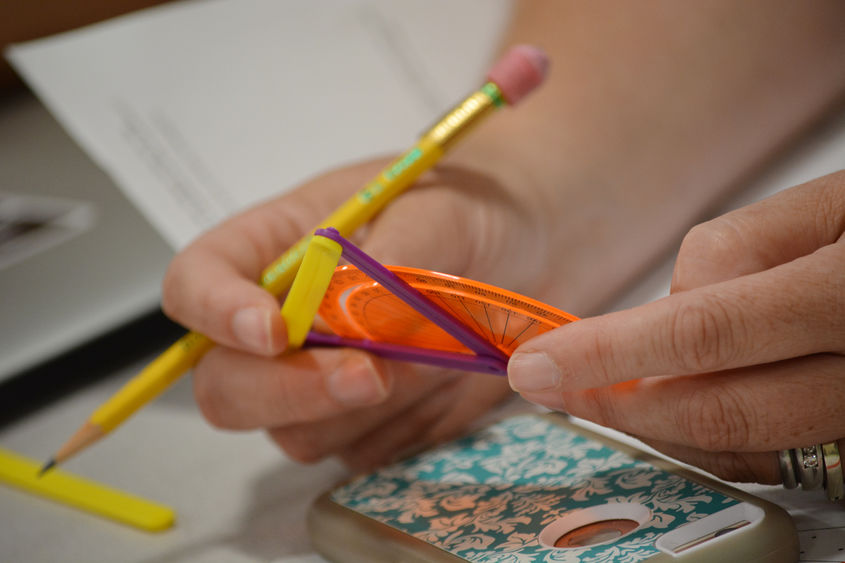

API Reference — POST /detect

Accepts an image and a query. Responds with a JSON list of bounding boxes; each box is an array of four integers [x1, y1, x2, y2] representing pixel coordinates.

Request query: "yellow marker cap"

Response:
[[0, 447, 175, 532], [281, 234, 343, 349]]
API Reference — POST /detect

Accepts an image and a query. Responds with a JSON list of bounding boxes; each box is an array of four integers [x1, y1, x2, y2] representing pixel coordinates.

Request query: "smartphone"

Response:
[[307, 413, 798, 562]]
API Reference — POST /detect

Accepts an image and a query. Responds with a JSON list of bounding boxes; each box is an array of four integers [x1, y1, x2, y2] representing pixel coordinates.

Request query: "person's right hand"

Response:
[[161, 155, 553, 470]]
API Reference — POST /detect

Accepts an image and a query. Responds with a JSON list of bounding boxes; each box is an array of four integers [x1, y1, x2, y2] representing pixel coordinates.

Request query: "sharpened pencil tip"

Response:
[[38, 458, 57, 478]]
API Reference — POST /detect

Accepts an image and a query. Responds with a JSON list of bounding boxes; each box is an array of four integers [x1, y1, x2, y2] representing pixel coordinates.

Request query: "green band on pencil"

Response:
[[481, 82, 505, 107]]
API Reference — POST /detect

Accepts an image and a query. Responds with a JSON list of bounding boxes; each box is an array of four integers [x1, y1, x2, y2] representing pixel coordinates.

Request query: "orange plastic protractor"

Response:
[[318, 265, 579, 357]]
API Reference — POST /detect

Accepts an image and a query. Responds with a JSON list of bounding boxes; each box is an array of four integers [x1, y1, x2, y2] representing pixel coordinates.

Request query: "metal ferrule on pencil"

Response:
[[425, 84, 501, 149]]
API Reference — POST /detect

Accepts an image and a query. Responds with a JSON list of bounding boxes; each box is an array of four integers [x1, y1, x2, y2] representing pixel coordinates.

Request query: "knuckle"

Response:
[[680, 219, 746, 266], [195, 284, 220, 334], [673, 219, 749, 293], [666, 298, 742, 373], [161, 252, 220, 334], [581, 328, 626, 387], [268, 372, 311, 423], [677, 384, 753, 451], [814, 172, 845, 234]]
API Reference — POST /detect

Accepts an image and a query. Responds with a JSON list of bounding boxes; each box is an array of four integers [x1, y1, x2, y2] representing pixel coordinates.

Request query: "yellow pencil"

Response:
[[43, 45, 549, 472]]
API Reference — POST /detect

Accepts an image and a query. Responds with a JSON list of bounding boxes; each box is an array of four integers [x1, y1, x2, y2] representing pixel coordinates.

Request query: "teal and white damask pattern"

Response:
[[332, 415, 738, 562]]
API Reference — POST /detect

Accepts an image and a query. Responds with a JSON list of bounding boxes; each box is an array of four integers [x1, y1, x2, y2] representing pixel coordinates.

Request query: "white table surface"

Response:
[[0, 91, 344, 563], [0, 351, 349, 563]]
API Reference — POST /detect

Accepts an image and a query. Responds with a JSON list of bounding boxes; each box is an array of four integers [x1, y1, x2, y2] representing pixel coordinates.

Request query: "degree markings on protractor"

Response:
[[318, 265, 579, 356]]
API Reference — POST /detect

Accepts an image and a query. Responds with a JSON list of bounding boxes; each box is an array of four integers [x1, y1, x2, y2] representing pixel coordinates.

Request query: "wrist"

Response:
[[438, 140, 558, 300], [445, 131, 632, 316]]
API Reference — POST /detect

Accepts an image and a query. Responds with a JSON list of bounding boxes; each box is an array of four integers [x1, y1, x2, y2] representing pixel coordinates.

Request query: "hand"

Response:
[[162, 156, 552, 470], [508, 170, 845, 484]]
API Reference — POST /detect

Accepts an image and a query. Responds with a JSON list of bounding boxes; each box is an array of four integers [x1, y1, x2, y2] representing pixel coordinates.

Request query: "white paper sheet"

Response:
[[7, 0, 511, 249]]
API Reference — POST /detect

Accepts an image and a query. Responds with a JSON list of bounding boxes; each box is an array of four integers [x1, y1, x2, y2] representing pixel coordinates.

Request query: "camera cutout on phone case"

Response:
[[539, 502, 651, 549]]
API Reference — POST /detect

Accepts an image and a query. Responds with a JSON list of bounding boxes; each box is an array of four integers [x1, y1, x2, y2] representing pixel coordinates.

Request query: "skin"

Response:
[[163, 162, 537, 468], [158, 0, 845, 479], [510, 175, 845, 482]]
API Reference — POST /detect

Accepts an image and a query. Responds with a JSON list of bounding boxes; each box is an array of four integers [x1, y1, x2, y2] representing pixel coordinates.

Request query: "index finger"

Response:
[[161, 200, 299, 356], [508, 243, 845, 392], [161, 160, 393, 354]]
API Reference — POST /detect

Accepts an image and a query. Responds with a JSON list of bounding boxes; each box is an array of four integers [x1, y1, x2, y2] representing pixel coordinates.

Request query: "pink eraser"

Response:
[[485, 45, 549, 105]]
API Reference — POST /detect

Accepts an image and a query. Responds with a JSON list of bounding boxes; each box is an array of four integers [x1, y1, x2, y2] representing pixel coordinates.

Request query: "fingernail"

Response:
[[508, 352, 561, 392], [231, 307, 272, 353], [327, 356, 388, 407]]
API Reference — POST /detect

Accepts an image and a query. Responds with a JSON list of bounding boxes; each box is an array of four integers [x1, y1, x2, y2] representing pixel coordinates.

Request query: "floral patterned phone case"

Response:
[[307, 413, 798, 562]]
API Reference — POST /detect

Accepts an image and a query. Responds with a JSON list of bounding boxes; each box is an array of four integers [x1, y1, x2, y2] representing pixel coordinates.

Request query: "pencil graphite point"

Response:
[[38, 458, 57, 478], [45, 420, 106, 471]]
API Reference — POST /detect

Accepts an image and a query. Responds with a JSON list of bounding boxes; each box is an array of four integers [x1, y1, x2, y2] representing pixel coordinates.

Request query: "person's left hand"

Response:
[[508, 170, 845, 484]]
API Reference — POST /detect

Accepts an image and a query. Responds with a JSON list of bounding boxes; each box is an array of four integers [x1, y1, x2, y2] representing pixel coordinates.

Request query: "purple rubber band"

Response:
[[312, 227, 509, 374], [305, 332, 506, 375]]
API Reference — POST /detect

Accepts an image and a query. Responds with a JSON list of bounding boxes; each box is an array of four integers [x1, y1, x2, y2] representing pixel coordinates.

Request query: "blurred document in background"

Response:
[[8, 0, 511, 249]]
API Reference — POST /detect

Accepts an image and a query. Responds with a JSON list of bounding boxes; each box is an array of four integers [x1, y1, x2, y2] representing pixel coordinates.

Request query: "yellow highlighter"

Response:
[[45, 45, 549, 470], [0, 447, 175, 531]]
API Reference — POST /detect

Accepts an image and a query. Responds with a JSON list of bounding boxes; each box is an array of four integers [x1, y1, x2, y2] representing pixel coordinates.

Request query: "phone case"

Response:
[[307, 413, 798, 562]]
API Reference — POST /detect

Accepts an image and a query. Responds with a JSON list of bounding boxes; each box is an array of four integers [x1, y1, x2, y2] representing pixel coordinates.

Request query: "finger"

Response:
[[267, 364, 454, 463], [268, 367, 512, 468], [520, 353, 845, 453], [162, 218, 287, 355], [640, 437, 845, 485], [672, 171, 845, 292], [192, 346, 393, 430], [510, 242, 845, 392], [337, 381, 466, 470], [637, 438, 781, 484], [162, 160, 392, 354], [338, 372, 513, 469]]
